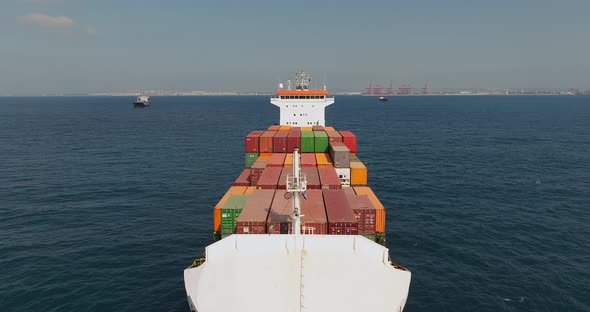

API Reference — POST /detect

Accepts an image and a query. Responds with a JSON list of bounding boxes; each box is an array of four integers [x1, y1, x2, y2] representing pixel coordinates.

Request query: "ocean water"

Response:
[[1, 95, 589, 312]]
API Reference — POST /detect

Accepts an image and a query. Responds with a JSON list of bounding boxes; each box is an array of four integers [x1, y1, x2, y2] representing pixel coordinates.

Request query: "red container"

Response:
[[256, 167, 282, 189], [312, 126, 324, 131], [267, 153, 286, 168], [301, 168, 320, 189], [291, 127, 301, 132], [277, 167, 291, 189], [273, 131, 288, 153], [245, 130, 264, 153], [259, 131, 276, 153], [287, 130, 301, 153], [318, 168, 342, 190], [268, 190, 292, 234], [268, 125, 280, 131], [323, 190, 358, 235], [233, 169, 251, 186], [301, 153, 317, 167], [344, 189, 376, 235], [300, 189, 328, 234], [339, 130, 357, 153], [325, 131, 342, 143], [236, 190, 275, 234], [250, 161, 267, 186]]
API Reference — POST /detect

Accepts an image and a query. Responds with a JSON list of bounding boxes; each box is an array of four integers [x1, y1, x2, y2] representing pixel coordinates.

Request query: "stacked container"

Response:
[[236, 190, 275, 234], [313, 131, 329, 153], [259, 131, 276, 153], [323, 190, 358, 235], [221, 195, 249, 235]]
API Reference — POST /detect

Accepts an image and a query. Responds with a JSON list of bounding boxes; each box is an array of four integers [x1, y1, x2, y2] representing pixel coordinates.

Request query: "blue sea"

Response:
[[1, 96, 589, 311]]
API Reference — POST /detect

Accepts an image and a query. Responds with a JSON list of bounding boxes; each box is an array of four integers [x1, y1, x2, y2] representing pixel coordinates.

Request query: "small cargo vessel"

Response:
[[133, 95, 150, 107], [379, 96, 389, 102], [184, 71, 411, 312]]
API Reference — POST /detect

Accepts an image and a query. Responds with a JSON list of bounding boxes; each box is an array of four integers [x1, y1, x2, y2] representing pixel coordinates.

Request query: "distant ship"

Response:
[[133, 95, 150, 107], [379, 96, 389, 102]]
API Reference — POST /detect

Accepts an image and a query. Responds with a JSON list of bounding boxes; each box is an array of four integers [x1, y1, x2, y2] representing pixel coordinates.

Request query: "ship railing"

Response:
[[286, 174, 307, 192]]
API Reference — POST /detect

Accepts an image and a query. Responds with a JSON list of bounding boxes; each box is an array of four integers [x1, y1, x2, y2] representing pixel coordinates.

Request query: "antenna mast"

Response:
[[287, 149, 307, 237]]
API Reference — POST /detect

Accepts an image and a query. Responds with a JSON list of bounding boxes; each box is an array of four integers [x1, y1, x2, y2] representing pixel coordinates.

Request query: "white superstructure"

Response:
[[271, 71, 334, 126]]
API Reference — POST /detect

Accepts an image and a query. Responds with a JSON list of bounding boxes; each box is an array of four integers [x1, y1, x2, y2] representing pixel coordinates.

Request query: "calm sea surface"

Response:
[[1, 96, 589, 311]]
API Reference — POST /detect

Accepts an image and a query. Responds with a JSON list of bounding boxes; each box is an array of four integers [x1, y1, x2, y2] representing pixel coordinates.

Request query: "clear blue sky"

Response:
[[1, 0, 589, 94]]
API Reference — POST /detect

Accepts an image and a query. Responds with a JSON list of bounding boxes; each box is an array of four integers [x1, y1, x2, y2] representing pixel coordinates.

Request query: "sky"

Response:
[[1, 0, 589, 95]]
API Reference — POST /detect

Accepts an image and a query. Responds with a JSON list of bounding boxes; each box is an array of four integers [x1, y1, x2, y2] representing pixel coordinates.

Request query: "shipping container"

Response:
[[221, 195, 249, 234], [236, 190, 275, 234], [291, 127, 301, 132], [300, 189, 328, 234], [344, 190, 376, 235], [245, 130, 264, 153], [315, 153, 333, 168], [278, 126, 291, 132], [328, 142, 350, 168], [256, 167, 282, 189], [267, 153, 286, 167], [326, 130, 343, 143], [244, 186, 257, 195], [267, 125, 280, 131], [301, 153, 317, 167], [323, 126, 336, 132], [323, 190, 358, 235], [339, 130, 358, 153], [250, 161, 267, 186], [267, 190, 292, 234], [272, 131, 288, 153], [259, 153, 273, 158], [283, 153, 293, 168], [313, 131, 329, 153], [318, 167, 342, 190], [233, 169, 251, 186], [335, 168, 351, 187], [245, 152, 258, 168], [277, 167, 291, 189], [353, 187, 386, 233], [214, 186, 248, 235], [259, 131, 276, 153], [301, 131, 314, 153], [301, 167, 321, 189], [287, 130, 301, 153], [312, 125, 324, 131], [350, 160, 368, 185], [302, 127, 313, 132]]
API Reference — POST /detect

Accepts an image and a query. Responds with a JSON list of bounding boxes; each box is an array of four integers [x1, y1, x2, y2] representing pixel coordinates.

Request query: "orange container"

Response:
[[244, 186, 257, 195], [284, 153, 293, 167], [302, 127, 313, 132], [353, 186, 385, 233], [350, 152, 357, 157], [214, 186, 248, 233], [350, 160, 367, 185], [315, 153, 333, 168], [323, 126, 336, 132], [259, 152, 273, 158], [268, 125, 280, 131], [279, 126, 291, 132]]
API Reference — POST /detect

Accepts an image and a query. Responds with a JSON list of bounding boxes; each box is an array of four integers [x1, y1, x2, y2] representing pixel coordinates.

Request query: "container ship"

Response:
[[184, 71, 411, 312]]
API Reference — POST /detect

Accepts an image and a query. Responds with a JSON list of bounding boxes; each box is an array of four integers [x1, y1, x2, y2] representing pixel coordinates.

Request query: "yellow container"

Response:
[[350, 161, 367, 185], [353, 187, 385, 233], [284, 153, 293, 168], [315, 153, 333, 168], [279, 126, 291, 132], [324, 126, 336, 132], [214, 186, 248, 233], [302, 127, 313, 132]]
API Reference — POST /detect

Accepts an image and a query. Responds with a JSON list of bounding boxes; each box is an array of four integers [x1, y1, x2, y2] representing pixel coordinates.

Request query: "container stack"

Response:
[[212, 126, 385, 243]]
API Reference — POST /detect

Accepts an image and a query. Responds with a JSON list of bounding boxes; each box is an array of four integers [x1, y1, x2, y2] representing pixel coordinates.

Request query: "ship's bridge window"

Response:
[[280, 96, 284, 99], [320, 96, 324, 99]]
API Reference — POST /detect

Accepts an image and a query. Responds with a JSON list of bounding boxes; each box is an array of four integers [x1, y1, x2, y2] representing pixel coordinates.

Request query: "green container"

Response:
[[301, 131, 315, 153], [221, 195, 249, 234], [313, 131, 329, 153], [245, 153, 258, 168]]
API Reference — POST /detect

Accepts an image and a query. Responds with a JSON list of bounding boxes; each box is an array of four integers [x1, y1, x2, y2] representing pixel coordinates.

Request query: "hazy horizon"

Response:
[[1, 0, 589, 95]]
